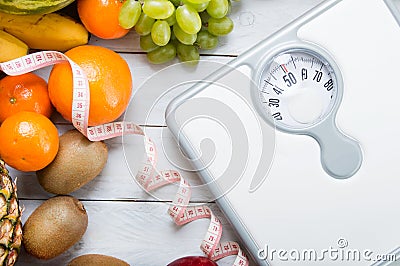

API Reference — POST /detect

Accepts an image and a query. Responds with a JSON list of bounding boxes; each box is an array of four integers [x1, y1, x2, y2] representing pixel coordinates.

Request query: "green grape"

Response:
[[163, 10, 177, 26], [143, 0, 175, 19], [176, 5, 202, 34], [135, 13, 156, 35], [119, 0, 142, 29], [196, 30, 218, 49], [176, 42, 200, 64], [207, 16, 233, 36], [140, 34, 159, 52], [147, 43, 177, 64], [183, 0, 209, 12], [206, 0, 228, 18], [173, 23, 197, 45], [186, 0, 209, 4], [151, 20, 171, 46]]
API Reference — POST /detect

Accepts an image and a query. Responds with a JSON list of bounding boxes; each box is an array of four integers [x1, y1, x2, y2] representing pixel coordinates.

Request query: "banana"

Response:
[[0, 12, 89, 52], [0, 29, 28, 62]]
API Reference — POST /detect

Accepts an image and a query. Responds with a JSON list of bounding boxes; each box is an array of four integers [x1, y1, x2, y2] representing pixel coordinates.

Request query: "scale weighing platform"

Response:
[[166, 0, 400, 265]]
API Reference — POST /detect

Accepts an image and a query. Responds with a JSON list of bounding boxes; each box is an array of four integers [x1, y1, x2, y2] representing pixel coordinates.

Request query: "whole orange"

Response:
[[77, 0, 130, 39], [48, 45, 132, 126], [0, 111, 59, 172], [0, 73, 52, 123]]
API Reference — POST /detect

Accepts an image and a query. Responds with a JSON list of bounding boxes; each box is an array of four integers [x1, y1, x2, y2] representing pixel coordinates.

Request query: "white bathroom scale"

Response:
[[166, 0, 400, 265]]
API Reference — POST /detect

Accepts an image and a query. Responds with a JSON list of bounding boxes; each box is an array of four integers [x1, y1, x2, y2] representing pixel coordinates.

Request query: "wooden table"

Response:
[[8, 1, 335, 265]]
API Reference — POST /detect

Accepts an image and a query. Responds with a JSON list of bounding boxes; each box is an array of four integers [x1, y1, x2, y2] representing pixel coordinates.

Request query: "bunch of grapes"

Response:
[[119, 0, 234, 64]]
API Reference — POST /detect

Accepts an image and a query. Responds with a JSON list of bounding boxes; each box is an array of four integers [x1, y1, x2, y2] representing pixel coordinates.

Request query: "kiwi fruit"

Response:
[[68, 254, 130, 266], [37, 129, 108, 194], [23, 195, 88, 260]]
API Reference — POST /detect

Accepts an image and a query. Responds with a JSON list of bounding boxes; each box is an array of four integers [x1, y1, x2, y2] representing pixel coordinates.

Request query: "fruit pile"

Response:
[[119, 0, 234, 64], [0, 0, 242, 265], [0, 41, 132, 264]]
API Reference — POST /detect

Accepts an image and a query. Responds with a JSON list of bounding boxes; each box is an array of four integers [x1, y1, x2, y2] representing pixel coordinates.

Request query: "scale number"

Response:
[[301, 68, 308, 80], [283, 72, 297, 87], [272, 112, 283, 120], [268, 98, 280, 108], [324, 79, 334, 91], [313, 70, 323, 82]]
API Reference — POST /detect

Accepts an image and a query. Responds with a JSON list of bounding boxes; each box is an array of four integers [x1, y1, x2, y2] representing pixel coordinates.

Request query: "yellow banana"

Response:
[[0, 12, 89, 52], [0, 29, 28, 62]]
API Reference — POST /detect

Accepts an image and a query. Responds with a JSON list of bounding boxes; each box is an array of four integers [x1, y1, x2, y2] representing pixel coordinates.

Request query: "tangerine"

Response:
[[48, 45, 132, 126], [0, 73, 52, 123], [77, 0, 130, 39], [0, 111, 59, 172]]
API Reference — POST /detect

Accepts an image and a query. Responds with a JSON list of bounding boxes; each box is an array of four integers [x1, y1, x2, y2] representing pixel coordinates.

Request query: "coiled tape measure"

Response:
[[166, 0, 400, 265]]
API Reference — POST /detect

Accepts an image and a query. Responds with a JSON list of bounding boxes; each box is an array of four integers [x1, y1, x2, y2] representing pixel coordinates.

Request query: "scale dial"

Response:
[[259, 50, 338, 130]]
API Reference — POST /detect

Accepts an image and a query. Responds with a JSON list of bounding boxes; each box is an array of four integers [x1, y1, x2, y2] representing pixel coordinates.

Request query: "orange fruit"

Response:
[[77, 0, 130, 39], [48, 45, 132, 126], [0, 111, 59, 172], [0, 73, 52, 123]]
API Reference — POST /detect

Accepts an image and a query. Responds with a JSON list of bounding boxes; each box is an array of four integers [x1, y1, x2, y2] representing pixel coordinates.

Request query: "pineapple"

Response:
[[0, 160, 22, 266]]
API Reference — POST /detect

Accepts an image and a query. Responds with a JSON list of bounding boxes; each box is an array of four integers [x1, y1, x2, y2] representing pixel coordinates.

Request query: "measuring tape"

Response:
[[0, 51, 249, 266]]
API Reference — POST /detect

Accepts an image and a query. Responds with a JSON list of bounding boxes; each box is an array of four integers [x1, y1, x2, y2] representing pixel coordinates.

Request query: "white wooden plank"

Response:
[[90, 0, 325, 55], [32, 54, 233, 126], [124, 62, 254, 126], [17, 200, 243, 266], [10, 127, 214, 202]]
